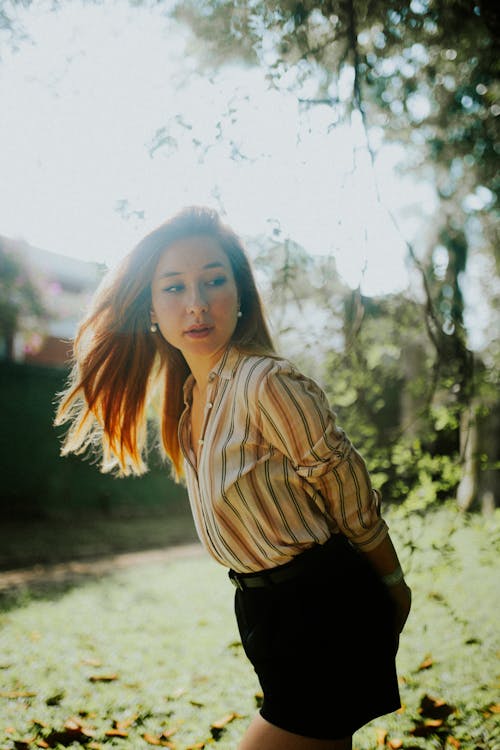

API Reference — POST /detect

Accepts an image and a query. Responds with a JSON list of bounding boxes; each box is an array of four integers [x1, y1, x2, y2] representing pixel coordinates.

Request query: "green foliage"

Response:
[[0, 243, 46, 359]]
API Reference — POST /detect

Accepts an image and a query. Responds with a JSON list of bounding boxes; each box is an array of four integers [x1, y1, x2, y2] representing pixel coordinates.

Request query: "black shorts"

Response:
[[233, 534, 401, 740]]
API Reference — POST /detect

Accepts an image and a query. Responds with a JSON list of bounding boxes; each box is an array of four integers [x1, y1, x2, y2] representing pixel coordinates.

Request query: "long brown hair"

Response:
[[54, 206, 275, 479]]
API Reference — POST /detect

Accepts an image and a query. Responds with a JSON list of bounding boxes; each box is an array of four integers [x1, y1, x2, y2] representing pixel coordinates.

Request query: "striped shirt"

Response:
[[178, 346, 388, 573]]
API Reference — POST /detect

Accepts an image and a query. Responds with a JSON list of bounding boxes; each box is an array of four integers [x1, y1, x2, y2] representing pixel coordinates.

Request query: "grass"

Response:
[[0, 513, 199, 571], [0, 502, 499, 750]]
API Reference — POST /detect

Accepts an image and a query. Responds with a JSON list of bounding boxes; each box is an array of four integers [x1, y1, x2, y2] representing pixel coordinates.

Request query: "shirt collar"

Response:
[[182, 345, 241, 405]]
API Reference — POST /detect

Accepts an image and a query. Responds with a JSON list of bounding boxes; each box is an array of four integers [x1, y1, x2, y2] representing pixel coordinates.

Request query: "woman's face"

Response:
[[150, 234, 239, 372]]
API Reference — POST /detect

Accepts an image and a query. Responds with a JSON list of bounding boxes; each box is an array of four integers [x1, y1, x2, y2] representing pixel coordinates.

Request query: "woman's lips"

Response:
[[184, 326, 213, 339]]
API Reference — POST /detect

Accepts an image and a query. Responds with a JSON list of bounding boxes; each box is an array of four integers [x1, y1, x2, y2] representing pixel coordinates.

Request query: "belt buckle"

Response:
[[229, 570, 244, 590]]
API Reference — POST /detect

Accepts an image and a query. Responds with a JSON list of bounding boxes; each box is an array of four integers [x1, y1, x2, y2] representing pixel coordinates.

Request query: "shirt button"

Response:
[[206, 402, 213, 409], [208, 373, 215, 382], [198, 439, 204, 445]]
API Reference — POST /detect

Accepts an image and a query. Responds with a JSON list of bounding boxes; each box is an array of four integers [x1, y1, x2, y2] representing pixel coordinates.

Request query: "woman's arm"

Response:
[[360, 533, 412, 635]]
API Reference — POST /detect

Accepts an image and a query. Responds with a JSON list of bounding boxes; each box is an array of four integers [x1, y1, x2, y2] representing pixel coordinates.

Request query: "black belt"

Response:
[[228, 535, 347, 590]]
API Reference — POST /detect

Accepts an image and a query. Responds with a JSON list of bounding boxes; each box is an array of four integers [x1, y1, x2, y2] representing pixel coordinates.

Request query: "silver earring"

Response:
[[150, 323, 158, 333], [237, 310, 242, 318]]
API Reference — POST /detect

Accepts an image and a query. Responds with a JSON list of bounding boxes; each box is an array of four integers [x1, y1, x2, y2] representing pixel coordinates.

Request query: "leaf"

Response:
[[105, 729, 128, 738], [375, 727, 388, 745], [417, 655, 434, 670], [45, 719, 96, 747], [410, 718, 445, 737], [46, 692, 65, 706], [143, 735, 162, 746], [0, 690, 37, 698], [388, 740, 403, 749], [419, 694, 455, 719], [36, 741, 50, 748], [489, 703, 500, 713], [161, 729, 178, 739], [446, 736, 461, 748], [88, 673, 118, 682], [210, 711, 242, 739], [113, 715, 138, 730]]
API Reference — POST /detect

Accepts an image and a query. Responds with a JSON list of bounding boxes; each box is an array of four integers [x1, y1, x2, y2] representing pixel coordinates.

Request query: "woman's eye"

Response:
[[207, 276, 227, 287], [162, 284, 184, 293]]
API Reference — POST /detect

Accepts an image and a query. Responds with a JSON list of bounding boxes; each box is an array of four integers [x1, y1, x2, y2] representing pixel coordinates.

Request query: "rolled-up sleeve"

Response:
[[256, 361, 388, 551]]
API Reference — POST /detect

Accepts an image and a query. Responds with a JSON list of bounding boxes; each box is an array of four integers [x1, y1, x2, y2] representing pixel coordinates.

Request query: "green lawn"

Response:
[[0, 502, 499, 750]]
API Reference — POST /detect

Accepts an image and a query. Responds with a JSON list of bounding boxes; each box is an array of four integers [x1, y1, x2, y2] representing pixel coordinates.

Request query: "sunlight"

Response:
[[0, 0, 433, 296]]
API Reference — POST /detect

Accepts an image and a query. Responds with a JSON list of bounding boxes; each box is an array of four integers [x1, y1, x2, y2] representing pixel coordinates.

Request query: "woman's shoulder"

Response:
[[234, 349, 323, 398]]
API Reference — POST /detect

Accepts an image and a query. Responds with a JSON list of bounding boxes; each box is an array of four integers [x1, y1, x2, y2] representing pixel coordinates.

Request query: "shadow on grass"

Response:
[[0, 511, 201, 612]]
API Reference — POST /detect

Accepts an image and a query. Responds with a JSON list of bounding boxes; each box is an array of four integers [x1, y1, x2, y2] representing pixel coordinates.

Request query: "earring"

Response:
[[150, 322, 158, 333], [237, 310, 242, 318]]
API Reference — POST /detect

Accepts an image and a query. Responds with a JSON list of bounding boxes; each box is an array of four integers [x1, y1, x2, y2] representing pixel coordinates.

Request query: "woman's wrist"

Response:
[[381, 565, 405, 587]]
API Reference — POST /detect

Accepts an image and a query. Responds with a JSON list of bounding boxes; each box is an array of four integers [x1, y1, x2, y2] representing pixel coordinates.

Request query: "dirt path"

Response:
[[0, 543, 204, 593]]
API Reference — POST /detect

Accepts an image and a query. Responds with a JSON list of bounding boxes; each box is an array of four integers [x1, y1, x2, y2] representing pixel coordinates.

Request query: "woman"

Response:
[[55, 206, 411, 749]]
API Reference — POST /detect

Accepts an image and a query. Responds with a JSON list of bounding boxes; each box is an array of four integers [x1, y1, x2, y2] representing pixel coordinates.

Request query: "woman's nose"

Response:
[[187, 284, 208, 313]]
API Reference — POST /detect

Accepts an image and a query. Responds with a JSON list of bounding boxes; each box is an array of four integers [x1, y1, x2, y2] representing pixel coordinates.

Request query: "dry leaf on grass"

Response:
[[388, 740, 403, 749], [88, 673, 118, 682], [0, 690, 36, 698], [105, 729, 129, 738], [375, 727, 387, 745], [419, 694, 455, 720], [417, 655, 434, 670]]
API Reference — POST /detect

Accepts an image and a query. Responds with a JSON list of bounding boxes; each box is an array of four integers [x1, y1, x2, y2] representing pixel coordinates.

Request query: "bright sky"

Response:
[[0, 0, 436, 296]]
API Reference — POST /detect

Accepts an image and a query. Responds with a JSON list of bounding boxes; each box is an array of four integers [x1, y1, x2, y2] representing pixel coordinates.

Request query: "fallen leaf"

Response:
[[6, 726, 16, 733], [375, 727, 387, 745], [36, 741, 50, 748], [210, 712, 241, 739], [105, 729, 128, 738], [417, 655, 434, 670], [446, 737, 461, 748], [0, 690, 36, 698], [489, 703, 500, 713], [45, 722, 95, 746], [388, 740, 403, 749], [211, 712, 241, 730], [46, 692, 65, 706], [419, 694, 455, 720], [143, 734, 161, 746], [88, 674, 118, 682], [185, 744, 205, 750], [410, 718, 445, 737], [88, 744, 103, 750], [64, 718, 83, 731], [161, 729, 178, 738], [113, 715, 138, 730]]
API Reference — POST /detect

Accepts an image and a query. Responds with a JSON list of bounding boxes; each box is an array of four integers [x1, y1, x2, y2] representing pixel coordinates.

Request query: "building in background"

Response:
[[0, 235, 105, 367]]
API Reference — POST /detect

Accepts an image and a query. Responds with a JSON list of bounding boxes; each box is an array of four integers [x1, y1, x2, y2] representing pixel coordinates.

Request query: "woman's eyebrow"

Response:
[[158, 261, 226, 279]]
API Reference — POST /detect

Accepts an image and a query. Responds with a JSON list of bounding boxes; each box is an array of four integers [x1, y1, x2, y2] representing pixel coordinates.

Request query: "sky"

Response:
[[0, 0, 438, 296]]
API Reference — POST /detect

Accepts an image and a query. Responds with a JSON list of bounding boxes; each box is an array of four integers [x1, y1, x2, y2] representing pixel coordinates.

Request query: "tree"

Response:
[[0, 240, 47, 361], [172, 0, 499, 510]]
